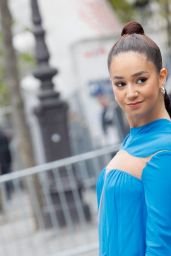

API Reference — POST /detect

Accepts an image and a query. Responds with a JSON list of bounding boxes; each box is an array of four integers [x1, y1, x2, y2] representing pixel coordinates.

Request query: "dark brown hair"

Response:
[[108, 21, 171, 117]]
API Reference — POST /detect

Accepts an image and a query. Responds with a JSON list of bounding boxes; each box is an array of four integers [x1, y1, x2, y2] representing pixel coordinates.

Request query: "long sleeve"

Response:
[[142, 151, 171, 255]]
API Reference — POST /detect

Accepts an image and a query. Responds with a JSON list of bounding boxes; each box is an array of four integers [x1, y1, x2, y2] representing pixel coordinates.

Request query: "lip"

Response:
[[127, 101, 143, 109], [127, 101, 143, 106]]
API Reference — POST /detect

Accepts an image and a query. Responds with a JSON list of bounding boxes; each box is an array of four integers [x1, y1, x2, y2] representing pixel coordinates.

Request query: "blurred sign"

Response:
[[88, 78, 112, 96], [71, 35, 120, 147]]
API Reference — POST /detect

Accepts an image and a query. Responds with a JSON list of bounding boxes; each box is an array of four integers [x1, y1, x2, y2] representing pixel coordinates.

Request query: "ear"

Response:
[[159, 67, 168, 88]]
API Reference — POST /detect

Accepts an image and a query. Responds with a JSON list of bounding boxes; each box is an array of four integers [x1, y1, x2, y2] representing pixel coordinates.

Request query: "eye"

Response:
[[136, 77, 147, 84], [114, 81, 126, 88]]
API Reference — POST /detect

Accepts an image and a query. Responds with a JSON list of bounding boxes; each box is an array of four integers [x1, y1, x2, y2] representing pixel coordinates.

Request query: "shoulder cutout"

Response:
[[106, 150, 161, 180], [106, 150, 171, 180]]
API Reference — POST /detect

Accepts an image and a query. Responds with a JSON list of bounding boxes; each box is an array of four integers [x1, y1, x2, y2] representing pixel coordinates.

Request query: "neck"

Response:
[[127, 104, 170, 128]]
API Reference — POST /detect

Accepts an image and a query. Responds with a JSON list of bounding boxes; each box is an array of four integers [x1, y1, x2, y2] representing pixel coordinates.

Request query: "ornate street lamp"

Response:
[[30, 0, 70, 162], [30, 0, 91, 227]]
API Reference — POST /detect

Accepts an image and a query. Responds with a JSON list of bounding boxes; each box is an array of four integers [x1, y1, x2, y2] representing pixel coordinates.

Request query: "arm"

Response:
[[142, 151, 171, 255]]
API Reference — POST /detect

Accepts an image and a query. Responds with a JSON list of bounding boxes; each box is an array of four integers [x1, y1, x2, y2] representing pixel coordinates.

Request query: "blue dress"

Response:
[[96, 118, 171, 256]]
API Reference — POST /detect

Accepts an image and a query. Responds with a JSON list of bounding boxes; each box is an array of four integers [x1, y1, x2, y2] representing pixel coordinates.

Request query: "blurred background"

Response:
[[0, 0, 170, 255]]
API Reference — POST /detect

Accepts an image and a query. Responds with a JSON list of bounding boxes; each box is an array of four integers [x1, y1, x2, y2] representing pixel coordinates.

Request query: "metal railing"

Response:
[[0, 144, 119, 256]]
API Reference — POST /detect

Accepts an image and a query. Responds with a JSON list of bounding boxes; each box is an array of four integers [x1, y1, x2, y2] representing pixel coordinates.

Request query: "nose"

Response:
[[126, 84, 138, 100]]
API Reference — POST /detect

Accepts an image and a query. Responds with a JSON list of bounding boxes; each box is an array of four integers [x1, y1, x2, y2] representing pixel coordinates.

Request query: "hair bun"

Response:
[[121, 21, 144, 36]]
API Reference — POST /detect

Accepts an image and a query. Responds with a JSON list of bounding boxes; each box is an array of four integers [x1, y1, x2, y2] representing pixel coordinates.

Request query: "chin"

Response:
[[127, 111, 147, 120]]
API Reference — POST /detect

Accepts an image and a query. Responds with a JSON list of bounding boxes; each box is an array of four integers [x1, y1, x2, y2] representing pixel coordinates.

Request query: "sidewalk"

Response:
[[0, 189, 98, 256]]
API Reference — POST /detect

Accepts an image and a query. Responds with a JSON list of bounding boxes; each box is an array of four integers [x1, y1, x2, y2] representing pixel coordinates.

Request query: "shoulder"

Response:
[[142, 151, 171, 219], [142, 150, 171, 181]]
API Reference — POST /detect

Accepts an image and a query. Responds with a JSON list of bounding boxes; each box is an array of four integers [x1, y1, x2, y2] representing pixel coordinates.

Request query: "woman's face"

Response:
[[109, 51, 167, 126]]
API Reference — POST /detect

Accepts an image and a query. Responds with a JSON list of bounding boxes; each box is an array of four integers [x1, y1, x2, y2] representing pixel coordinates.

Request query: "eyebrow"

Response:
[[113, 71, 149, 80]]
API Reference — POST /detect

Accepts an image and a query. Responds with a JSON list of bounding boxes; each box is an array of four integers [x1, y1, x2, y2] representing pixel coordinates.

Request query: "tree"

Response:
[[0, 0, 35, 169], [108, 0, 171, 56], [0, 33, 10, 106], [160, 0, 171, 52], [0, 0, 41, 228], [107, 0, 135, 22], [133, 0, 171, 58], [0, 32, 34, 107]]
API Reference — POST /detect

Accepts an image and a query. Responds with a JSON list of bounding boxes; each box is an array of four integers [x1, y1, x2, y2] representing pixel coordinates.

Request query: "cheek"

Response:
[[143, 83, 160, 100]]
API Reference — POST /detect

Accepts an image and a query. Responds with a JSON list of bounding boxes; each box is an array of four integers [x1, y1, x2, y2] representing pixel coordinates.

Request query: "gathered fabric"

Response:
[[96, 118, 171, 256]]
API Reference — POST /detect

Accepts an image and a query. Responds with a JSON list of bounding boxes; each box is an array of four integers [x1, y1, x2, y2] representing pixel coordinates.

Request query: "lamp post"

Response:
[[30, 0, 91, 227], [30, 0, 71, 161]]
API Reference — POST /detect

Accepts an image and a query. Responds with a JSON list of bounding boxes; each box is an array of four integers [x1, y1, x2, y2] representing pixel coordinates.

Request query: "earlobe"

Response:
[[160, 87, 166, 95]]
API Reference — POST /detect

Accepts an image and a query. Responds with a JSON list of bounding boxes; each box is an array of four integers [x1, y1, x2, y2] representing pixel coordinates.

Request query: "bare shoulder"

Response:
[[106, 150, 151, 180]]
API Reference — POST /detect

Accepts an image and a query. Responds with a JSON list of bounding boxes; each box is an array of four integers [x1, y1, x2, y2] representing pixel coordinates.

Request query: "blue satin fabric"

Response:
[[96, 119, 171, 256]]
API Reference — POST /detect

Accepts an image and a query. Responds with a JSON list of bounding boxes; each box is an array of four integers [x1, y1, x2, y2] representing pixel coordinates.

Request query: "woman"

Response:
[[96, 21, 171, 256]]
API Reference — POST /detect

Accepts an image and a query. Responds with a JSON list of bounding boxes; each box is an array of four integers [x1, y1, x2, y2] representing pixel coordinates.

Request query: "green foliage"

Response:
[[108, 0, 135, 22], [0, 81, 10, 106], [19, 52, 34, 64], [0, 30, 35, 107], [18, 52, 36, 76], [0, 32, 10, 106]]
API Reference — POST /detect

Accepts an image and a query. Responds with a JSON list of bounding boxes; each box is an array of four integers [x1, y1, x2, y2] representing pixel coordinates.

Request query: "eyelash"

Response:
[[114, 77, 148, 88], [114, 82, 126, 88], [137, 77, 147, 84]]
